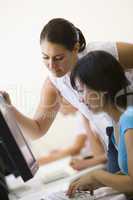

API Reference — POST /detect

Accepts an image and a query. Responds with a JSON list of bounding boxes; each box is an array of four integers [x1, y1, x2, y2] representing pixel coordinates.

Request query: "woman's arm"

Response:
[[92, 120, 133, 193], [8, 78, 60, 139], [65, 134, 87, 156], [125, 129, 133, 181], [70, 115, 107, 170], [67, 129, 133, 197], [67, 169, 133, 197], [92, 169, 133, 193], [81, 115, 106, 156], [70, 154, 107, 171], [117, 42, 133, 69], [37, 134, 86, 165]]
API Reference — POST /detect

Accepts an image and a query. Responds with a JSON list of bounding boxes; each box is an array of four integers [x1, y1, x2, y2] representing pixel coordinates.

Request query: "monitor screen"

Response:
[[0, 95, 38, 182]]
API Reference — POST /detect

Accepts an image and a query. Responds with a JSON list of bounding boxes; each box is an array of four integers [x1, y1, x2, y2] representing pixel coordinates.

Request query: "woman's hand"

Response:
[[0, 91, 12, 105], [70, 158, 88, 171], [66, 171, 99, 198]]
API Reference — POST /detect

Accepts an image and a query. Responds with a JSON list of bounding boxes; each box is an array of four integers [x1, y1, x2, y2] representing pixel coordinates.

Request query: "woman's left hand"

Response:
[[0, 91, 12, 105], [70, 158, 89, 171], [66, 171, 98, 198]]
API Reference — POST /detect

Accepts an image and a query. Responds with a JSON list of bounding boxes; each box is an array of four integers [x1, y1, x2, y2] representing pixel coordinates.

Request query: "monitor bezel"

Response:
[[0, 96, 38, 181]]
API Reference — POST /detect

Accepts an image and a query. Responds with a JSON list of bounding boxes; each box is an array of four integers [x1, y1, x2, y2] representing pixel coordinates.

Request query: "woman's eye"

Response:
[[42, 57, 49, 60], [54, 56, 64, 61]]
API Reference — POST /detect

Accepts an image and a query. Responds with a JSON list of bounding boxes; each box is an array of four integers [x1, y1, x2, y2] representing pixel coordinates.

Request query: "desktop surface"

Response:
[[7, 157, 105, 200]]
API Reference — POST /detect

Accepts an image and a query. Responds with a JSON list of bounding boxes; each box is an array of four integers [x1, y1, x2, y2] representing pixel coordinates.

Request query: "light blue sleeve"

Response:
[[119, 106, 133, 135]]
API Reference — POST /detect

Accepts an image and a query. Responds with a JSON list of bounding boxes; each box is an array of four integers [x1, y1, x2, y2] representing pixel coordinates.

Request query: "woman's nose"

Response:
[[48, 59, 57, 69]]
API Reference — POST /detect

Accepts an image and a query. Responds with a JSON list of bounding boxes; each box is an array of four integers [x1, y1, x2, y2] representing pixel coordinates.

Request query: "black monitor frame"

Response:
[[0, 95, 38, 182]]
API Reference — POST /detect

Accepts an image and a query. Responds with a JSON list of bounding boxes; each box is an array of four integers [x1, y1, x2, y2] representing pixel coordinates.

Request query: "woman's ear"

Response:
[[73, 42, 80, 54]]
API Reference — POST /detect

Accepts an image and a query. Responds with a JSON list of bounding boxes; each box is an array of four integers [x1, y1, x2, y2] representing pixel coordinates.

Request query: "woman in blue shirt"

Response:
[[67, 50, 133, 197]]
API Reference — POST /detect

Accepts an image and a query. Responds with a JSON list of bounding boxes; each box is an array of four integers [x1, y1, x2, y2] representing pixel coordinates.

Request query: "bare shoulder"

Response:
[[35, 78, 61, 117], [41, 78, 61, 105], [41, 78, 59, 96], [125, 129, 133, 156], [116, 42, 133, 69], [125, 129, 133, 141]]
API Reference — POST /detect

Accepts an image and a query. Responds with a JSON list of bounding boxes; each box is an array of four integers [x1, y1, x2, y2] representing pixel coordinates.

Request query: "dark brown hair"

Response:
[[40, 18, 86, 53]]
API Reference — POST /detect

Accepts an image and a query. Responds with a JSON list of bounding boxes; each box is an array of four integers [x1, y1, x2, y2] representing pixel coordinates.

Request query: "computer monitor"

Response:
[[0, 95, 38, 182]]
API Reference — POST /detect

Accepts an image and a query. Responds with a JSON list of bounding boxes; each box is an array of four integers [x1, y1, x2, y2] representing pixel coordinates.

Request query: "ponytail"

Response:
[[76, 27, 86, 52]]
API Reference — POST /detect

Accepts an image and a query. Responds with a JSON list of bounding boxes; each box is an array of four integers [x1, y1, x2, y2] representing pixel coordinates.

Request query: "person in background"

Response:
[[67, 50, 133, 198], [0, 18, 133, 174], [69, 114, 107, 171], [37, 97, 107, 169], [37, 97, 88, 165]]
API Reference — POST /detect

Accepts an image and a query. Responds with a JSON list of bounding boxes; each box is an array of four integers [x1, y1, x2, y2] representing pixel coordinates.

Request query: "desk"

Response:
[[6, 157, 105, 200]]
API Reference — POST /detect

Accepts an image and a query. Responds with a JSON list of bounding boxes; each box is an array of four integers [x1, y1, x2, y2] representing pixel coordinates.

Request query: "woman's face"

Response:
[[41, 40, 77, 77], [76, 79, 106, 113]]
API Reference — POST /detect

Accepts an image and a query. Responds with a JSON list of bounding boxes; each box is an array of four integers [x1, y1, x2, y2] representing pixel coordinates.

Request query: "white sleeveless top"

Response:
[[48, 42, 119, 150]]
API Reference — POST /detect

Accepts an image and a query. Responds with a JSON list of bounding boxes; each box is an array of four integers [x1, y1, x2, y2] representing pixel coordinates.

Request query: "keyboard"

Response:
[[41, 170, 71, 184], [39, 162, 77, 184], [41, 164, 105, 184], [42, 190, 95, 200]]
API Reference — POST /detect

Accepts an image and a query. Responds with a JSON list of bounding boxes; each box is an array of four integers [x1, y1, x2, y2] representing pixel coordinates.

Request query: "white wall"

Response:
[[0, 0, 133, 156]]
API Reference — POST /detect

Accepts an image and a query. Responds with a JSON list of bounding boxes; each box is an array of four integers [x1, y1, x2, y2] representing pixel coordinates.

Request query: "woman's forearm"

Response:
[[84, 154, 107, 167], [93, 170, 133, 193], [11, 106, 43, 139]]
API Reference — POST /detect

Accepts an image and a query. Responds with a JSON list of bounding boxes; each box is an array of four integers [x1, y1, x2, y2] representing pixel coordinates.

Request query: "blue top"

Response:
[[112, 106, 133, 175]]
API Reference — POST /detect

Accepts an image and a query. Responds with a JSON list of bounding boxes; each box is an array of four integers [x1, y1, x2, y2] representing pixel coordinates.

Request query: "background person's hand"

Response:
[[70, 158, 89, 171]]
